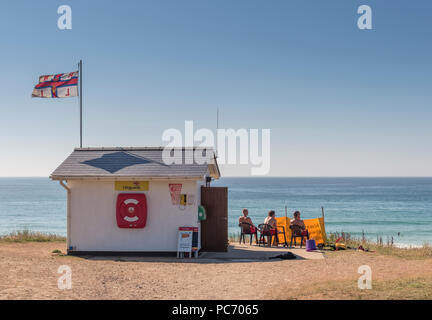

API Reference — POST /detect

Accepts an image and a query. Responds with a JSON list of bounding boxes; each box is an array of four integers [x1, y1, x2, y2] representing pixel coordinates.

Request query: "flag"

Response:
[[32, 71, 78, 98]]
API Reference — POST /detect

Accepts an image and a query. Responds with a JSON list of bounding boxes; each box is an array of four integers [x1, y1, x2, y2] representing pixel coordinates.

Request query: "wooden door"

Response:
[[200, 186, 228, 252]]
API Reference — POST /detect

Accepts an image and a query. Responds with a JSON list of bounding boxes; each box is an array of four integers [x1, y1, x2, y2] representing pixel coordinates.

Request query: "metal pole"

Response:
[[79, 60, 82, 148], [321, 206, 325, 219], [217, 107, 219, 130], [215, 107, 219, 157]]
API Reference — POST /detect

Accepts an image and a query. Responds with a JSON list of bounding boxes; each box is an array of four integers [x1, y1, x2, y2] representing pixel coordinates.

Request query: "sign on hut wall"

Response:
[[115, 181, 149, 191], [169, 184, 182, 205]]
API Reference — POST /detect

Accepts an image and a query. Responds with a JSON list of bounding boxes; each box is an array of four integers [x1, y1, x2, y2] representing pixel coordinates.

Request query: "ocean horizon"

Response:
[[1, 177, 431, 246]]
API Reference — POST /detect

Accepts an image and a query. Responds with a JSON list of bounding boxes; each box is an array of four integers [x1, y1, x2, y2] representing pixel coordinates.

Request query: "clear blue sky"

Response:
[[0, 0, 431, 176]]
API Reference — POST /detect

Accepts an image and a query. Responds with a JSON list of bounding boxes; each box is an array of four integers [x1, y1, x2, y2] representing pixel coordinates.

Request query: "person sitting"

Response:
[[290, 211, 309, 244], [238, 208, 257, 243], [263, 210, 278, 246]]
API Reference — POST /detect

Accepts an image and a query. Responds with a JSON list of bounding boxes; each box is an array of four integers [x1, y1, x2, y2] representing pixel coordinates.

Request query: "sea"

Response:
[[0, 177, 431, 246]]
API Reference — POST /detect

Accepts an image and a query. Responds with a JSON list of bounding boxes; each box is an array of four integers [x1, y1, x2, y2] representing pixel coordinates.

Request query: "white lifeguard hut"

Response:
[[50, 147, 222, 255]]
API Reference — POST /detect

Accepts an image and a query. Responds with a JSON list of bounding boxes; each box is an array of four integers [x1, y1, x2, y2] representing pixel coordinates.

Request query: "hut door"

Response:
[[200, 186, 228, 252]]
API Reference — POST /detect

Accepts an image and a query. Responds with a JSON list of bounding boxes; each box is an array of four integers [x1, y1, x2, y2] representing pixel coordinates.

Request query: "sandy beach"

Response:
[[1, 241, 431, 300]]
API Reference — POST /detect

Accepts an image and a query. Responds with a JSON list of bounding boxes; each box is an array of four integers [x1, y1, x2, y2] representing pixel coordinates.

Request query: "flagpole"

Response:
[[79, 60, 82, 148]]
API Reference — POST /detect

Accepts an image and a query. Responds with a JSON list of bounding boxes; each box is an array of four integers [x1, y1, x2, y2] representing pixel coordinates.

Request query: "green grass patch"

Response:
[[0, 230, 66, 243]]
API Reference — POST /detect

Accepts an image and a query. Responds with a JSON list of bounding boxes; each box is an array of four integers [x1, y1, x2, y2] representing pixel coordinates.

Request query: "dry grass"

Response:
[[228, 232, 238, 243], [0, 230, 66, 243], [280, 276, 432, 300], [325, 232, 432, 260], [370, 245, 432, 260]]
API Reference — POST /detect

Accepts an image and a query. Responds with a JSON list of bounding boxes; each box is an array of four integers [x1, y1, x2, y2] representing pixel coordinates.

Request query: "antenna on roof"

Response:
[[215, 107, 219, 157], [217, 107, 219, 131]]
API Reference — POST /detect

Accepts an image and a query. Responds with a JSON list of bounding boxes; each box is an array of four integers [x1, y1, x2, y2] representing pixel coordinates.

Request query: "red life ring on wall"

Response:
[[116, 193, 147, 228]]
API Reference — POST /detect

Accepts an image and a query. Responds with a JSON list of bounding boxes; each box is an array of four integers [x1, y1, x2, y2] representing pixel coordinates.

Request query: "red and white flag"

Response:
[[32, 71, 78, 98]]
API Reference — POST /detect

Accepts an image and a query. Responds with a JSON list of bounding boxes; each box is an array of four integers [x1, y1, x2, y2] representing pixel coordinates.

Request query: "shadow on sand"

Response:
[[69, 245, 324, 264]]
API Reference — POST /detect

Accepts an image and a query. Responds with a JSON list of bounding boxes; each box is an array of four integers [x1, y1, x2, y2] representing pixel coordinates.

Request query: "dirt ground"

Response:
[[1, 242, 432, 300]]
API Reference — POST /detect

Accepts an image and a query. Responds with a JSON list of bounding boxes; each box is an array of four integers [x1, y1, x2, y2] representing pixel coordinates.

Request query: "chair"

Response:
[[276, 225, 288, 247], [289, 225, 309, 248], [239, 222, 257, 245], [258, 223, 277, 247]]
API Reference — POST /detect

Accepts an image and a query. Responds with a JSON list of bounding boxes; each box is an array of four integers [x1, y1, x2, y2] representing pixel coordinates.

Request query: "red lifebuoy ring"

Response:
[[116, 193, 147, 228]]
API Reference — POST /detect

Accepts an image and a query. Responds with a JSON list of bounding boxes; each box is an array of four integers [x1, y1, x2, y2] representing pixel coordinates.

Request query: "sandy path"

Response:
[[0, 242, 431, 299]]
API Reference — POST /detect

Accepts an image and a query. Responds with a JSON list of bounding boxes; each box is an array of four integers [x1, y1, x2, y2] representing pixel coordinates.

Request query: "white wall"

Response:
[[68, 179, 200, 252]]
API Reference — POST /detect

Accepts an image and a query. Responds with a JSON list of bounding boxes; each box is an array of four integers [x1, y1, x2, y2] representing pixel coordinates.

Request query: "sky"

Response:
[[0, 0, 431, 177]]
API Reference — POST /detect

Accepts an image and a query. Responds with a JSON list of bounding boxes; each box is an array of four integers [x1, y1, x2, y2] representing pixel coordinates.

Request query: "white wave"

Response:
[[393, 242, 428, 249]]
